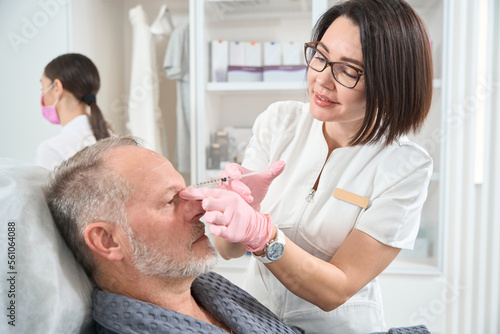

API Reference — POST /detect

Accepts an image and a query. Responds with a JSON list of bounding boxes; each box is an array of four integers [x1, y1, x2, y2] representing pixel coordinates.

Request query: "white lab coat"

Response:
[[242, 101, 433, 334], [35, 115, 96, 170]]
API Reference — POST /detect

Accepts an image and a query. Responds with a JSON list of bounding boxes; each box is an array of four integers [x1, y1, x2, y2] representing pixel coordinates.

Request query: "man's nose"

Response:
[[182, 197, 205, 222]]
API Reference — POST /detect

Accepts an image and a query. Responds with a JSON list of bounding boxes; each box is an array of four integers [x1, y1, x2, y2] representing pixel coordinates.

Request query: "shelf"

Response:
[[206, 81, 308, 92], [206, 0, 312, 22], [207, 79, 441, 93]]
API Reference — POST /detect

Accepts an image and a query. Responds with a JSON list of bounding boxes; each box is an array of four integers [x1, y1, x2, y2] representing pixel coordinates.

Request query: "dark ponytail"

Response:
[[44, 53, 113, 140]]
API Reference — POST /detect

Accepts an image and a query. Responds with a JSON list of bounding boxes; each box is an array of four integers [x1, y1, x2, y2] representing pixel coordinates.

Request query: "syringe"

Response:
[[188, 169, 272, 188]]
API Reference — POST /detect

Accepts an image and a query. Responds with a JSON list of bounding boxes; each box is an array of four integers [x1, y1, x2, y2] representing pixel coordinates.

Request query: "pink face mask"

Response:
[[41, 83, 61, 125]]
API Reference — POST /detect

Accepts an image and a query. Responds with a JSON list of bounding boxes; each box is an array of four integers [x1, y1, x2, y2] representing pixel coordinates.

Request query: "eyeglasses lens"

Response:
[[304, 45, 358, 88]]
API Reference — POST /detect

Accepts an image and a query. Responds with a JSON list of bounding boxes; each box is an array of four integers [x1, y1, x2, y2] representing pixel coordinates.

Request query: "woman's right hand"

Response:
[[218, 160, 285, 211]]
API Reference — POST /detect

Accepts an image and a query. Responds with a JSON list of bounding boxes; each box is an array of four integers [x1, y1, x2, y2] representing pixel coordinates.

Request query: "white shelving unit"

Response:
[[206, 81, 308, 92], [190, 0, 320, 182], [190, 0, 445, 276]]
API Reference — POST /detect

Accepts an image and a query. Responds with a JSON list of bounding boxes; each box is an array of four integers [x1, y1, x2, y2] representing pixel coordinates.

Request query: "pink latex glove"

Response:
[[218, 160, 285, 211], [179, 188, 273, 252]]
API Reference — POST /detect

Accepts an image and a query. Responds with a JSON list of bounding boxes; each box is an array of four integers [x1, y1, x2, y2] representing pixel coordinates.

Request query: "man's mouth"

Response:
[[192, 223, 207, 243]]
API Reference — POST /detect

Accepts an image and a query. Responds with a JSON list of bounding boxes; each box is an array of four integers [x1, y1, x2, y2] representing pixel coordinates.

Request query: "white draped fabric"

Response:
[[164, 22, 190, 173], [127, 5, 165, 155]]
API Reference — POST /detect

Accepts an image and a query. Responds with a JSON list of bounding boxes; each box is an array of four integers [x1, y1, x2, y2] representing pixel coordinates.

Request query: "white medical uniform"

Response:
[[35, 115, 96, 170], [242, 101, 433, 334]]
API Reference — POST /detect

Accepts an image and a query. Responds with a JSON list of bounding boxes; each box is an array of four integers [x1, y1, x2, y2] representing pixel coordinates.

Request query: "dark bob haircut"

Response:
[[311, 0, 433, 146]]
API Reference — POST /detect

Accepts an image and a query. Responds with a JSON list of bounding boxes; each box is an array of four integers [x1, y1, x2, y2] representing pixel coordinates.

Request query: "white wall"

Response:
[[0, 0, 71, 163], [71, 0, 127, 136]]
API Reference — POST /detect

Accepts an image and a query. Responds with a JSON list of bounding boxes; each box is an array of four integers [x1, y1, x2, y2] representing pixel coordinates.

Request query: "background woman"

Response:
[[36, 53, 113, 170]]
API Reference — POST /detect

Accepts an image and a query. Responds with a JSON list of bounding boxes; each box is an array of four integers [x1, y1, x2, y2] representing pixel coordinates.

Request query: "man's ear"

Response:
[[84, 223, 125, 262]]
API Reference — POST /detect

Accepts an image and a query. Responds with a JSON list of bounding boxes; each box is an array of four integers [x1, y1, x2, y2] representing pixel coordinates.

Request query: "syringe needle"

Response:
[[240, 169, 272, 179], [188, 169, 272, 188]]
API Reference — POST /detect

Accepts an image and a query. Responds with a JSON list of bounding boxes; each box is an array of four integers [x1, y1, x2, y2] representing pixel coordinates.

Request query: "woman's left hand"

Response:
[[179, 188, 274, 252], [218, 161, 285, 211]]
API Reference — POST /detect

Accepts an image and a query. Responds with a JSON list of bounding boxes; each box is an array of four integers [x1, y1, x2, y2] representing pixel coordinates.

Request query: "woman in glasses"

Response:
[[36, 53, 113, 170], [182, 0, 433, 332]]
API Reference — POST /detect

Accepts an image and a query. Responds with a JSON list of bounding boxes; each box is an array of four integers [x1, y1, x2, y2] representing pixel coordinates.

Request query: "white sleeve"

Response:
[[241, 105, 275, 171], [34, 142, 63, 170], [243, 101, 307, 171], [355, 144, 433, 249]]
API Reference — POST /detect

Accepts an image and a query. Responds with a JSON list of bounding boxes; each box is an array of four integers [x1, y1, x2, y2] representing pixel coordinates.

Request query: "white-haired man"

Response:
[[46, 136, 305, 334]]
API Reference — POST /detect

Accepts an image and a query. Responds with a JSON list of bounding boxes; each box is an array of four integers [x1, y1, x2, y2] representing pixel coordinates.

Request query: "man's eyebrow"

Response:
[[156, 187, 180, 205], [318, 41, 364, 68], [162, 185, 180, 194], [162, 185, 184, 197]]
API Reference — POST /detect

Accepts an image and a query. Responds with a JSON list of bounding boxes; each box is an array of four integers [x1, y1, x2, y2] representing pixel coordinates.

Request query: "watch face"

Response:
[[267, 242, 285, 261]]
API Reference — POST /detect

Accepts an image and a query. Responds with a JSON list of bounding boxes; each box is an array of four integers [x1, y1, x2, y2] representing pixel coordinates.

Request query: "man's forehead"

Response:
[[105, 146, 170, 173], [105, 146, 164, 168]]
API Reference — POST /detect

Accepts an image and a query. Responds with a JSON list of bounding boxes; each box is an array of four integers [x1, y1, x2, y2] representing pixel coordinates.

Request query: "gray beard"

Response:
[[128, 225, 218, 278]]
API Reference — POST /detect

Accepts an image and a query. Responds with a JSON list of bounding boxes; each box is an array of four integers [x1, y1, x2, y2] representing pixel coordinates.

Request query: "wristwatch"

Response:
[[253, 229, 286, 263]]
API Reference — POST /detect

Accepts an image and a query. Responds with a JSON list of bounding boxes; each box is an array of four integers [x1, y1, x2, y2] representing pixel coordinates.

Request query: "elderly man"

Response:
[[46, 136, 305, 334]]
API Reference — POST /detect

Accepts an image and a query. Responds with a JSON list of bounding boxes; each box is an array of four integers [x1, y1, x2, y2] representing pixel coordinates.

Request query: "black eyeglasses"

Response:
[[304, 41, 364, 89]]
